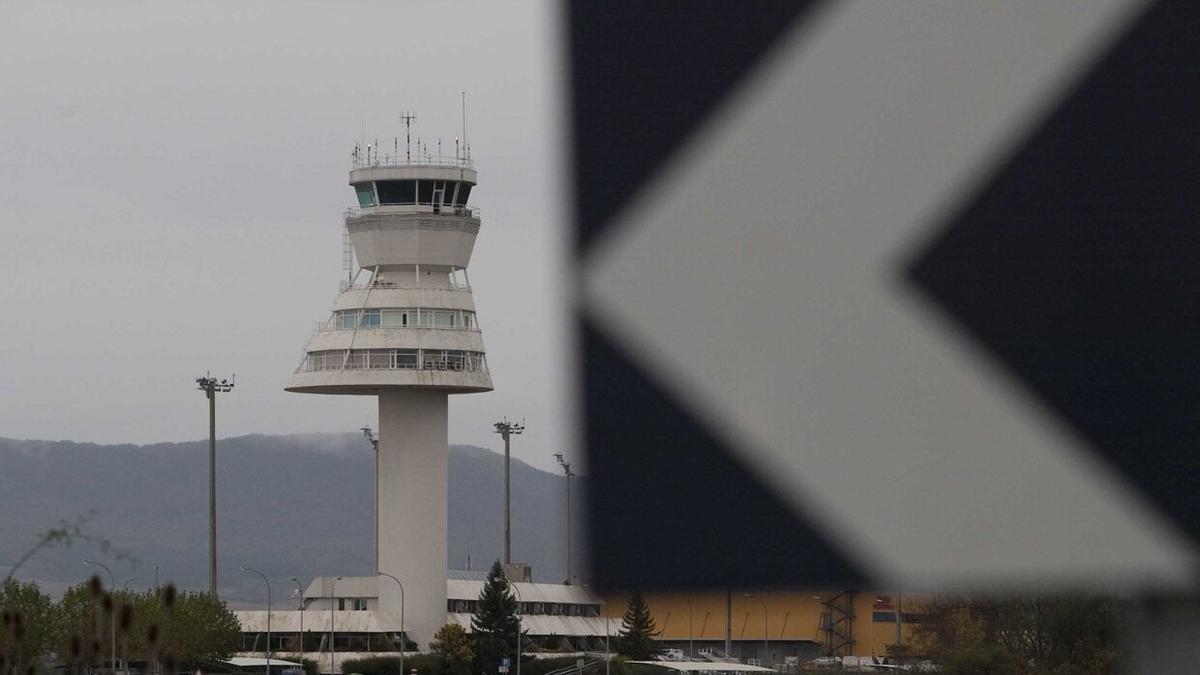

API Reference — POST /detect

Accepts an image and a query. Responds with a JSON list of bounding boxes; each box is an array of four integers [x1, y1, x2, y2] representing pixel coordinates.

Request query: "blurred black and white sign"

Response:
[[571, 0, 1199, 590]]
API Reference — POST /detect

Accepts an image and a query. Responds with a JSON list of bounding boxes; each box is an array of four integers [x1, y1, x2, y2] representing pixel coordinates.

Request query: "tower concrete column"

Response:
[[377, 390, 448, 649]]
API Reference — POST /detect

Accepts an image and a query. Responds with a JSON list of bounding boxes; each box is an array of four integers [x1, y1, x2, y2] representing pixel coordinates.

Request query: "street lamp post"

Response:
[[329, 577, 342, 675], [292, 578, 305, 666], [241, 567, 272, 675], [686, 598, 694, 658], [604, 615, 610, 675], [744, 595, 768, 667], [84, 560, 116, 675], [505, 580, 523, 675], [378, 573, 406, 675]]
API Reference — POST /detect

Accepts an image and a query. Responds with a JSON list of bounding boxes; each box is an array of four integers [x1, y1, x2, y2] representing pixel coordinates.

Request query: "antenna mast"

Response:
[[400, 111, 416, 163], [461, 92, 468, 157]]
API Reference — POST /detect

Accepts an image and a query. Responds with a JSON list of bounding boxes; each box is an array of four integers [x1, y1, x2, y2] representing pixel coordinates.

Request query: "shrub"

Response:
[[341, 654, 447, 675]]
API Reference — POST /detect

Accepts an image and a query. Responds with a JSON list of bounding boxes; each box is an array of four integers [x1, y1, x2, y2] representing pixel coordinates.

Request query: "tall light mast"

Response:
[[287, 117, 492, 647], [554, 452, 575, 584], [196, 373, 234, 596], [361, 426, 380, 575], [494, 418, 525, 565]]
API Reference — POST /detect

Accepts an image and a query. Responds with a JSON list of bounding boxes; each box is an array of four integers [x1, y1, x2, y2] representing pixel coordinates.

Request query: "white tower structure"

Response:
[[287, 130, 491, 648]]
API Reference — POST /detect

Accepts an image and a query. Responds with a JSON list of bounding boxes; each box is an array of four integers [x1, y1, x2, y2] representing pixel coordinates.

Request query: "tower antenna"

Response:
[[461, 92, 468, 154], [400, 111, 416, 163]]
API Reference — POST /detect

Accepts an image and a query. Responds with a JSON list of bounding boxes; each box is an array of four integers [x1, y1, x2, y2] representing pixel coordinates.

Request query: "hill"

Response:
[[0, 434, 585, 604]]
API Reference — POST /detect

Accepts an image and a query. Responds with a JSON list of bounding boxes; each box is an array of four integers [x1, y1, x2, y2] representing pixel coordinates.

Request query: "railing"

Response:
[[698, 648, 740, 663], [339, 280, 472, 292], [298, 350, 488, 375], [345, 203, 481, 219], [352, 154, 473, 170], [315, 321, 481, 334], [543, 660, 599, 675], [317, 308, 478, 333]]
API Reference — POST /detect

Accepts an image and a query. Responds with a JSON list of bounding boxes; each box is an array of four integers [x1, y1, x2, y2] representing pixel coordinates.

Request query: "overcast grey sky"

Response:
[[0, 1, 574, 472]]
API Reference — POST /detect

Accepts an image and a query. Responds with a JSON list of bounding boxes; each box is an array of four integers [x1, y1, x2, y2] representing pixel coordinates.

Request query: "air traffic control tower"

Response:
[[287, 131, 492, 647]]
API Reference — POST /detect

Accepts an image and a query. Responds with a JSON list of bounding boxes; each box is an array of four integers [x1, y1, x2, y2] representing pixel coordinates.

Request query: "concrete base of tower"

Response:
[[376, 390, 448, 649]]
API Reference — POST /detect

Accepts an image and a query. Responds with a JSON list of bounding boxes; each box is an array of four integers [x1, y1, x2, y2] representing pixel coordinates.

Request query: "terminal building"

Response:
[[235, 572, 609, 673], [236, 579, 919, 672]]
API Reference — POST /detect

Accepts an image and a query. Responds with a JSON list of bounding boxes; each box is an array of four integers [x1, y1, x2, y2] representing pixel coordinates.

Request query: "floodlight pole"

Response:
[[197, 373, 234, 596], [493, 419, 525, 564], [554, 453, 576, 584], [362, 426, 380, 575]]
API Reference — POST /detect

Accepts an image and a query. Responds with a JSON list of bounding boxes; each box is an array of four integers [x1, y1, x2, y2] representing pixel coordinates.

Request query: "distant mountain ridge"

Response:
[[0, 434, 585, 604]]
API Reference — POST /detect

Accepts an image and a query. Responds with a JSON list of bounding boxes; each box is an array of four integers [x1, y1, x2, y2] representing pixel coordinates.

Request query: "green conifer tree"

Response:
[[471, 561, 521, 675], [617, 591, 660, 660]]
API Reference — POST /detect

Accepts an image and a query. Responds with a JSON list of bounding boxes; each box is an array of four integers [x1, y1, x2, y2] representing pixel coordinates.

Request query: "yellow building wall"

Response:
[[599, 590, 922, 659]]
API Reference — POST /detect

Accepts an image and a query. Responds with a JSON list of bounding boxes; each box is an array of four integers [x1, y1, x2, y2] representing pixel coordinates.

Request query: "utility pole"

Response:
[[553, 453, 576, 583], [196, 373, 234, 596], [493, 418, 525, 564], [362, 426, 380, 575]]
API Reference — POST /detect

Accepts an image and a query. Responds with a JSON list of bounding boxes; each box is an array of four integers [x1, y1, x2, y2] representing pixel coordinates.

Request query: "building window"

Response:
[[376, 180, 416, 204], [331, 308, 478, 331], [456, 183, 472, 206], [355, 184, 377, 207], [417, 180, 433, 204], [305, 349, 487, 374]]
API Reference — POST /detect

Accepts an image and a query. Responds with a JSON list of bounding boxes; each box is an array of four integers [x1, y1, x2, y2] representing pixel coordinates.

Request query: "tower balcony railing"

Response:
[[297, 349, 488, 374], [345, 203, 481, 220], [338, 279, 472, 292], [313, 320, 482, 334], [352, 153, 474, 170]]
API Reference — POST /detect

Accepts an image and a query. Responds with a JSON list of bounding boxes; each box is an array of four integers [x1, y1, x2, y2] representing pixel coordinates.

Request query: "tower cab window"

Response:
[[417, 180, 433, 204], [376, 180, 416, 204], [355, 184, 377, 207], [455, 183, 472, 205]]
